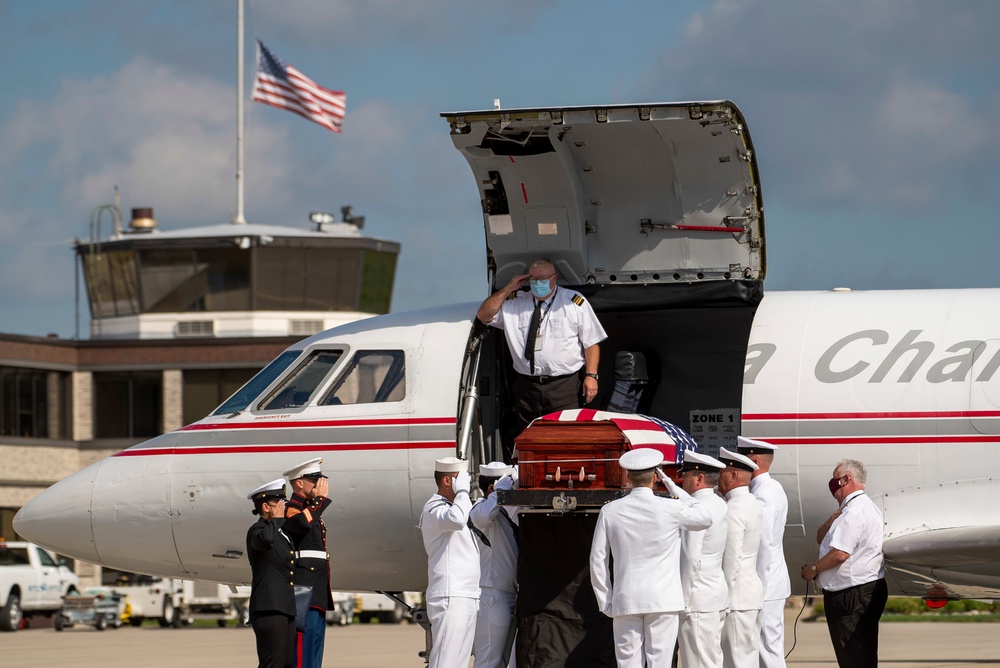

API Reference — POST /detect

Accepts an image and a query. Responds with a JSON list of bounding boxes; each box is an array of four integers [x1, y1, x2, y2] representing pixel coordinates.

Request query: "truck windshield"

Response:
[[213, 351, 301, 415]]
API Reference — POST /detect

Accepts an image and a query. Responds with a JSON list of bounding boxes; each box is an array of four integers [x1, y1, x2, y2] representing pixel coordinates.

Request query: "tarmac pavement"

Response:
[[5, 606, 1000, 667]]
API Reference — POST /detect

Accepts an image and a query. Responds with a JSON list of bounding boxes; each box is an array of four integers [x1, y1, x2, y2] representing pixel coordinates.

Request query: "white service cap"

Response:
[[435, 456, 466, 473], [247, 478, 287, 501], [619, 448, 665, 471], [736, 436, 778, 455], [718, 447, 759, 472], [283, 457, 327, 481], [479, 461, 513, 477], [679, 450, 727, 473]]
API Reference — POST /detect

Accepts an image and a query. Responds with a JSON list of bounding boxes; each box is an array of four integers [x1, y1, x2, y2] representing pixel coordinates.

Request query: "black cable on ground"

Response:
[[785, 580, 813, 660]]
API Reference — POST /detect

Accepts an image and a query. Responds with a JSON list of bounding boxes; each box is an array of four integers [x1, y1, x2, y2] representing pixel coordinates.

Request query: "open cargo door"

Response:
[[442, 101, 765, 289]]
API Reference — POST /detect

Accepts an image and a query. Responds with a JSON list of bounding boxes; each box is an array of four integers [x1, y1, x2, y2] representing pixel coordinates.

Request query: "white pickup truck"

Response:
[[1, 540, 79, 631]]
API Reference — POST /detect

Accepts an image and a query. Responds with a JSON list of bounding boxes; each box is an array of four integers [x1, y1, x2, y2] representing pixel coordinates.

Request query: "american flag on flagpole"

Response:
[[252, 41, 345, 133]]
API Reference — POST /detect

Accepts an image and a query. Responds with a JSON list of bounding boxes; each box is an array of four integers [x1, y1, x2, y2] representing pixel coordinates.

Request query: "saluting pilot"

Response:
[[677, 451, 729, 668], [590, 448, 712, 667], [717, 448, 764, 668], [283, 458, 333, 668], [420, 457, 481, 668], [246, 478, 296, 668], [737, 436, 791, 668], [476, 258, 607, 434], [469, 461, 519, 668]]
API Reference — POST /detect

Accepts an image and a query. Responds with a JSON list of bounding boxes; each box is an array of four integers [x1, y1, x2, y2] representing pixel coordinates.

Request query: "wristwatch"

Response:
[[585, 372, 599, 380]]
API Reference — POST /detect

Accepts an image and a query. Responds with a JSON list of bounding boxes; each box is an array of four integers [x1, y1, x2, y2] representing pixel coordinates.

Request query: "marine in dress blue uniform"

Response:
[[246, 478, 297, 668], [476, 259, 608, 434], [283, 458, 334, 668]]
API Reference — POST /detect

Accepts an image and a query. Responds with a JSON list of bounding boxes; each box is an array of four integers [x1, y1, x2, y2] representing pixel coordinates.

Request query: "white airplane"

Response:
[[14, 101, 1000, 603]]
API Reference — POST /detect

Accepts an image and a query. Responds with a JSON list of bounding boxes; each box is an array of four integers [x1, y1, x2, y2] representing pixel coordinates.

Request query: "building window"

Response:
[[0, 367, 49, 438], [94, 371, 162, 438]]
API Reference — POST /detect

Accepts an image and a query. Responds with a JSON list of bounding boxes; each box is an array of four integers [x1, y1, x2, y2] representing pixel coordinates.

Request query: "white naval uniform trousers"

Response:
[[721, 486, 764, 668], [470, 494, 519, 668], [679, 487, 729, 668], [751, 472, 792, 668], [590, 486, 712, 667], [420, 491, 481, 668]]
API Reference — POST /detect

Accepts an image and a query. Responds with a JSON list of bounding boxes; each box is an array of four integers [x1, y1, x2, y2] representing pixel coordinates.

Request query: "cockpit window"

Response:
[[320, 351, 405, 405], [259, 351, 344, 411], [213, 351, 301, 415]]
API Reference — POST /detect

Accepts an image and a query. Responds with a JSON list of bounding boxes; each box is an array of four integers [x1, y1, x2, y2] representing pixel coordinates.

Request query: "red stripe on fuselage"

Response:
[[743, 410, 1000, 421], [113, 440, 455, 457], [178, 416, 457, 431]]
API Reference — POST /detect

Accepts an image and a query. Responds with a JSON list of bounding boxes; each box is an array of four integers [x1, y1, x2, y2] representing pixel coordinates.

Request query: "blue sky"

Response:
[[1, 0, 998, 337]]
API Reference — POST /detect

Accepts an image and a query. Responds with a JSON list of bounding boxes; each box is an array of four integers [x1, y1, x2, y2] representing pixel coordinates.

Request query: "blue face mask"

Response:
[[530, 279, 552, 299]]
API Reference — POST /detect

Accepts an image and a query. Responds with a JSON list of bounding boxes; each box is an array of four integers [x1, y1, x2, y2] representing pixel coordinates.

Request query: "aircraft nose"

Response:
[[13, 460, 101, 564]]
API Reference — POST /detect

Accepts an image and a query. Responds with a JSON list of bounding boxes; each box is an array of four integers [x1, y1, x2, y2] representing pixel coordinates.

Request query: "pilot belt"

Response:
[[523, 372, 575, 385], [295, 550, 329, 561]]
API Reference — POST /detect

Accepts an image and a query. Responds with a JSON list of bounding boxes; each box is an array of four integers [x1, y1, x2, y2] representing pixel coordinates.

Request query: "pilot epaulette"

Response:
[[505, 291, 519, 301], [572, 294, 585, 306]]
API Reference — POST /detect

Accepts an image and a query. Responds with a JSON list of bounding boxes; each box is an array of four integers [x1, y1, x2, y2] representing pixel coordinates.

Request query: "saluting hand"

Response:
[[313, 477, 329, 499], [505, 274, 530, 294]]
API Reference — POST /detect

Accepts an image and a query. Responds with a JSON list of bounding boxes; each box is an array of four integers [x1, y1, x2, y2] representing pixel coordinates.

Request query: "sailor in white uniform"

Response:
[[419, 457, 481, 668], [677, 451, 729, 668], [590, 448, 712, 668], [738, 436, 791, 668], [717, 448, 764, 668], [469, 461, 519, 668]]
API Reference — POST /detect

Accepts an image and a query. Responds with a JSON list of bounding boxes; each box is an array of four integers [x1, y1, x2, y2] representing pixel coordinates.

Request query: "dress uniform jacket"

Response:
[[722, 486, 764, 611], [751, 472, 791, 601], [680, 488, 729, 613], [488, 287, 607, 377], [420, 492, 481, 600], [284, 493, 334, 610], [469, 495, 518, 595], [246, 517, 296, 617], [591, 486, 712, 616]]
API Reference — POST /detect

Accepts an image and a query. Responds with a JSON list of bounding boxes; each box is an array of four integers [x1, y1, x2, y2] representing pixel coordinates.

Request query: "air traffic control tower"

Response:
[[75, 207, 400, 340]]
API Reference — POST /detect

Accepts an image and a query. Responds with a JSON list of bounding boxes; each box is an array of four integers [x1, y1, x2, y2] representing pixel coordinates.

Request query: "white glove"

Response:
[[510, 465, 519, 489], [454, 470, 471, 494], [494, 475, 514, 491], [657, 469, 690, 500]]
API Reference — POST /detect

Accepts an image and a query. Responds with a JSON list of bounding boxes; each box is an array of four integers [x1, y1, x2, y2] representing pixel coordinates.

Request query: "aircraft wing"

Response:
[[883, 527, 1000, 599]]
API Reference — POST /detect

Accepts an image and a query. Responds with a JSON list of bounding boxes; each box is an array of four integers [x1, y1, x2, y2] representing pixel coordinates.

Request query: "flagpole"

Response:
[[234, 0, 247, 224]]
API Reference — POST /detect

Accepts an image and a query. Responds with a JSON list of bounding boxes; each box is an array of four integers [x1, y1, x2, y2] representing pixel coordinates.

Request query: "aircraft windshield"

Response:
[[320, 350, 405, 405], [213, 351, 300, 415], [260, 351, 344, 411]]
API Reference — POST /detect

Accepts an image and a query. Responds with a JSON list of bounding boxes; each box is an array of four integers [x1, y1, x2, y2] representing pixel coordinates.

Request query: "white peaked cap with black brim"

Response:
[[736, 435, 778, 455], [718, 447, 758, 472], [284, 457, 327, 481], [619, 448, 665, 471], [679, 450, 727, 473], [247, 478, 288, 502]]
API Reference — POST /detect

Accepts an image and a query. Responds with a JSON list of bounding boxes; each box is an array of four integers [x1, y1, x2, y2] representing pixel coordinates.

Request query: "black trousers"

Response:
[[513, 372, 584, 435], [823, 577, 888, 668], [251, 612, 296, 668]]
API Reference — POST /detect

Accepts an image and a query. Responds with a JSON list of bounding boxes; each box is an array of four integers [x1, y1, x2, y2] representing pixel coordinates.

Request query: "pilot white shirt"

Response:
[[488, 287, 607, 377], [722, 486, 764, 611], [591, 486, 712, 617], [469, 495, 518, 594], [817, 490, 885, 592], [750, 472, 792, 600], [681, 487, 729, 613], [420, 492, 481, 600]]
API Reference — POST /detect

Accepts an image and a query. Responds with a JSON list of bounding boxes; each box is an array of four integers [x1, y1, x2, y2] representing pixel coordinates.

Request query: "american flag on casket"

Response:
[[534, 409, 699, 464]]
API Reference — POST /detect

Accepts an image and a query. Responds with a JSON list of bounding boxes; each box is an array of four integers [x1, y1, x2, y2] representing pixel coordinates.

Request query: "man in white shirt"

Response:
[[469, 462, 519, 668], [801, 459, 887, 668], [717, 448, 764, 668], [677, 451, 729, 668], [477, 258, 607, 433], [419, 457, 481, 668], [590, 448, 712, 667], [738, 436, 791, 668]]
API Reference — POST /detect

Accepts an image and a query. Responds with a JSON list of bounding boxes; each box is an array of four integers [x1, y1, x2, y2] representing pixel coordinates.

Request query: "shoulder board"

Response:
[[572, 294, 585, 306], [505, 291, 519, 301]]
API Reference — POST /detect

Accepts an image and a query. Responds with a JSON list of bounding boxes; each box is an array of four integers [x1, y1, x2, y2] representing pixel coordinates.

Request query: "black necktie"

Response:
[[525, 299, 543, 374], [468, 518, 491, 548]]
